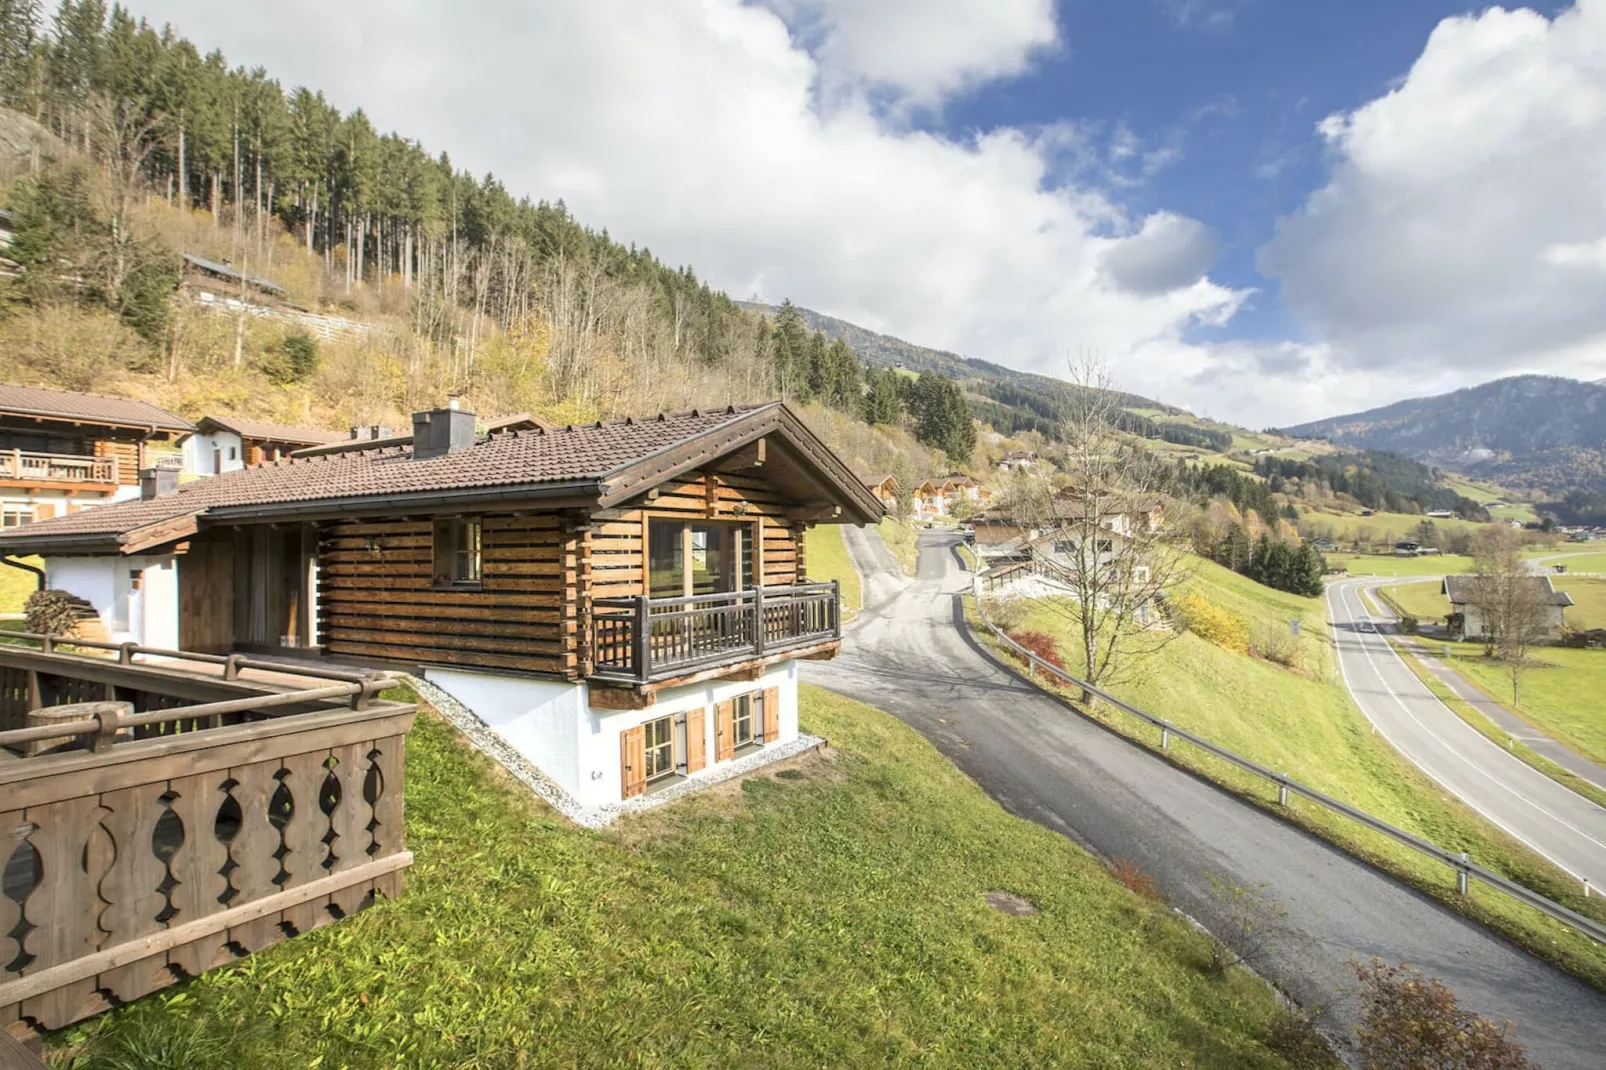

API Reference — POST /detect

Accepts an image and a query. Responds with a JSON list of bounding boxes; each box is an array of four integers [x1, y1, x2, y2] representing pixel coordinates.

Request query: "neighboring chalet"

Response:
[[0, 401, 882, 807], [910, 474, 988, 520], [1052, 489, 1165, 538], [1442, 575, 1574, 641], [183, 415, 347, 473], [0, 384, 194, 525], [864, 475, 898, 511]]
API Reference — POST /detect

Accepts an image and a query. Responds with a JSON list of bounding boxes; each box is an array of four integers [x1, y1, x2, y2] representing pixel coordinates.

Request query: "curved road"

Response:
[[1327, 577, 1606, 885], [804, 527, 1606, 1068]]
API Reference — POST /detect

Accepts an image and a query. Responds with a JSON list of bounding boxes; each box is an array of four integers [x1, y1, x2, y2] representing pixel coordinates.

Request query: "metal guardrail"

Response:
[[969, 580, 1606, 947]]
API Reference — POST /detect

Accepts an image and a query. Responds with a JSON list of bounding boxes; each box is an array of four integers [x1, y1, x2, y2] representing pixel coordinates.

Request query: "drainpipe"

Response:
[[2, 554, 46, 591]]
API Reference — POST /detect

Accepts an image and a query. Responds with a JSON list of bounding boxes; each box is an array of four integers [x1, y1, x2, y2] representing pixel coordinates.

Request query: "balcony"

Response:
[[0, 636, 417, 1036], [1, 449, 119, 485], [589, 582, 841, 684]]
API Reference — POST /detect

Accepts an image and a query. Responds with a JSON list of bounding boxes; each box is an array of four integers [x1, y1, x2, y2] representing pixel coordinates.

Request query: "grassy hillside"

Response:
[[55, 687, 1307, 1069], [1324, 553, 1473, 577], [803, 523, 862, 616], [1, 557, 38, 615], [985, 557, 1606, 984]]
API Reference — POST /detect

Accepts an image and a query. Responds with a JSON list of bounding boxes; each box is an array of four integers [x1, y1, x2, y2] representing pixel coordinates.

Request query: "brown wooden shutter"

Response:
[[685, 706, 708, 773], [760, 687, 781, 742], [620, 725, 647, 799], [431, 519, 453, 587], [714, 700, 735, 762]]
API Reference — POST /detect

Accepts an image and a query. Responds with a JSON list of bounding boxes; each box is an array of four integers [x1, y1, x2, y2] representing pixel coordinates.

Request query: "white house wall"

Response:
[[182, 430, 244, 476], [44, 553, 178, 646], [424, 660, 799, 808]]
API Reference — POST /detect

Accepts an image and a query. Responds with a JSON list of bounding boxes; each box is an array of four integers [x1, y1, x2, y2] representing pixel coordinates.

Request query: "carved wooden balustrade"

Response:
[[0, 642, 416, 1037]]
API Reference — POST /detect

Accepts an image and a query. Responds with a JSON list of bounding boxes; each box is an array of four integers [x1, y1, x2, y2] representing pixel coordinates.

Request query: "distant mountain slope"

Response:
[[737, 300, 1182, 417], [1281, 375, 1606, 493]]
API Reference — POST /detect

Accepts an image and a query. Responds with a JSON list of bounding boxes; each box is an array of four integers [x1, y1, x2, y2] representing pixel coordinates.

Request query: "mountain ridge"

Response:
[[1280, 374, 1606, 494]]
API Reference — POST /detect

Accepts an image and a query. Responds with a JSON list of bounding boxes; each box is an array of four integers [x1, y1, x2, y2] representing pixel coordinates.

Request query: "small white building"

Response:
[[1442, 574, 1574, 641]]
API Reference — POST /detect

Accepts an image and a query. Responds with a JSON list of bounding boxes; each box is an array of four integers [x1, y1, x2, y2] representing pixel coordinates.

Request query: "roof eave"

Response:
[[202, 478, 607, 523]]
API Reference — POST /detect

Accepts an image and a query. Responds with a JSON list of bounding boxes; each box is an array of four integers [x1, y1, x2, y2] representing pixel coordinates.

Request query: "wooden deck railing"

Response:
[[2, 451, 118, 485], [0, 642, 416, 1036], [591, 582, 840, 684]]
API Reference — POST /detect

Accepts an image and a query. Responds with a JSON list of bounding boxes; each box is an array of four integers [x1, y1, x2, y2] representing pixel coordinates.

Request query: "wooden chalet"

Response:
[[0, 400, 882, 807], [0, 384, 194, 526]]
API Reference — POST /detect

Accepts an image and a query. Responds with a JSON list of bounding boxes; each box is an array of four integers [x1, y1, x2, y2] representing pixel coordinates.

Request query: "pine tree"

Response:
[[863, 367, 901, 425], [0, 0, 40, 107]]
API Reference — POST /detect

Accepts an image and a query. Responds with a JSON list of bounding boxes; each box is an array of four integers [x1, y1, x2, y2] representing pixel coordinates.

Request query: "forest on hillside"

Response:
[[0, 0, 985, 476]]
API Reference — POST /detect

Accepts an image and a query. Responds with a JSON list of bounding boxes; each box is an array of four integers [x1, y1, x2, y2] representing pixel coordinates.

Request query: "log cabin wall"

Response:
[[92, 439, 141, 485], [580, 469, 808, 678], [586, 469, 807, 602], [317, 513, 582, 677]]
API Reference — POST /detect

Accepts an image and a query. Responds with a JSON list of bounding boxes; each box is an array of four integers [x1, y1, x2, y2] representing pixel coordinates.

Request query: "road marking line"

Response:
[[1328, 580, 1604, 881]]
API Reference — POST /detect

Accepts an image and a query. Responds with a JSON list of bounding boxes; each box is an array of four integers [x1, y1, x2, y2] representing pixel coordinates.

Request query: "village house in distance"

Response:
[[0, 384, 194, 526], [0, 400, 883, 808]]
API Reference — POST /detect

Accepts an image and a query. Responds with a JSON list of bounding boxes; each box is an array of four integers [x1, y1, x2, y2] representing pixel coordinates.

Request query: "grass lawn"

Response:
[[1545, 552, 1606, 574], [1325, 553, 1471, 577], [804, 522, 862, 616], [1447, 647, 1606, 769], [1378, 579, 1450, 624], [1301, 509, 1490, 543], [55, 686, 1307, 1069], [1556, 577, 1606, 630], [982, 557, 1606, 985], [1, 555, 41, 615], [877, 517, 920, 575]]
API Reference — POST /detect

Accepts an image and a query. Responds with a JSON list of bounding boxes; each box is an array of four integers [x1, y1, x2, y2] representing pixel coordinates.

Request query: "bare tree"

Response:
[[1000, 356, 1188, 701], [1468, 526, 1552, 706]]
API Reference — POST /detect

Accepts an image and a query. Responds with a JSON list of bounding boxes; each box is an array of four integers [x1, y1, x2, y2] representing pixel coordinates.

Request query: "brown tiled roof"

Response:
[[195, 415, 347, 446], [0, 403, 883, 550], [1442, 575, 1575, 608], [0, 383, 194, 432]]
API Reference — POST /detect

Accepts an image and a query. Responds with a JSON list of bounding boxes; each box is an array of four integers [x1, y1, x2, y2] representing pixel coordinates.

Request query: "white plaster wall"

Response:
[[426, 660, 800, 808], [181, 431, 243, 476], [422, 668, 589, 798], [43, 553, 177, 646]]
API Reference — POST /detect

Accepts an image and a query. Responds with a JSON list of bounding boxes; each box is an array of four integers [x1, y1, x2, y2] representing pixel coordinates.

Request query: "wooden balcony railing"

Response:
[[590, 582, 840, 684], [0, 639, 416, 1036], [2, 450, 118, 485]]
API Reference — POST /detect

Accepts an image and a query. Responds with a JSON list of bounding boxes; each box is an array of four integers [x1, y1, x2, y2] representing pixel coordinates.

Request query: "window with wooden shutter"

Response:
[[685, 706, 708, 773], [714, 699, 735, 762], [620, 725, 647, 799], [760, 686, 780, 742]]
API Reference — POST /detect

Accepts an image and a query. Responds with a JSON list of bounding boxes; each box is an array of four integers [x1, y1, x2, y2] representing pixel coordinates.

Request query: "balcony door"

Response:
[[647, 519, 755, 599]]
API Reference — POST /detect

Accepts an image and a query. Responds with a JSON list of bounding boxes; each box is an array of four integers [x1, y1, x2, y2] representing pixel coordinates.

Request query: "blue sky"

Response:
[[129, 0, 1606, 425], [945, 1, 1538, 346]]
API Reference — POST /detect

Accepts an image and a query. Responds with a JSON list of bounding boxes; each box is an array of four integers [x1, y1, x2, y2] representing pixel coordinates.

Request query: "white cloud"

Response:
[[771, 0, 1059, 105], [1260, 1, 1606, 386], [121, 0, 1243, 418]]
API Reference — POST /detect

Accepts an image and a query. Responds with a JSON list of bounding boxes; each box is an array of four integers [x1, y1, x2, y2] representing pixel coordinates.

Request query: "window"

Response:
[[643, 715, 675, 781], [647, 519, 754, 598], [732, 693, 756, 748], [1, 504, 35, 528], [432, 517, 483, 588]]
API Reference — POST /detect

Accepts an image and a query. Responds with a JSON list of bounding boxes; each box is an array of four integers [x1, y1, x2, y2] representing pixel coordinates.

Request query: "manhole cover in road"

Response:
[[985, 891, 1039, 916]]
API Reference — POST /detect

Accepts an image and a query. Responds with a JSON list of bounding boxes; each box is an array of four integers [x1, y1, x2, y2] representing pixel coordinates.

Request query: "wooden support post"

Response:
[[633, 595, 651, 685]]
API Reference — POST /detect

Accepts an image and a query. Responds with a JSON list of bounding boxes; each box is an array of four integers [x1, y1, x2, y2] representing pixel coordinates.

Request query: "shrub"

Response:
[[24, 588, 98, 636], [1008, 629, 1066, 671], [1108, 858, 1163, 902], [1353, 959, 1534, 1069], [1173, 592, 1249, 656], [1249, 621, 1306, 672], [982, 594, 1027, 632]]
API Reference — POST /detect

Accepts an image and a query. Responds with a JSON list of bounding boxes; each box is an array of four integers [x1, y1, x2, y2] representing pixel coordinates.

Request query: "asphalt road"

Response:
[[804, 527, 1606, 1068], [1327, 578, 1606, 885]]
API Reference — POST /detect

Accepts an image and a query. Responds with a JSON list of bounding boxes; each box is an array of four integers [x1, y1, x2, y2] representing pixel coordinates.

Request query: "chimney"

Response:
[[412, 401, 477, 460], [139, 467, 180, 500], [349, 426, 361, 440]]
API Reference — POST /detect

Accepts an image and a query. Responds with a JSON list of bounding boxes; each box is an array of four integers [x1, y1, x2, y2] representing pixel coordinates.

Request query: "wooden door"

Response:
[[621, 725, 647, 799], [714, 699, 735, 762], [685, 707, 708, 773], [179, 530, 236, 653]]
